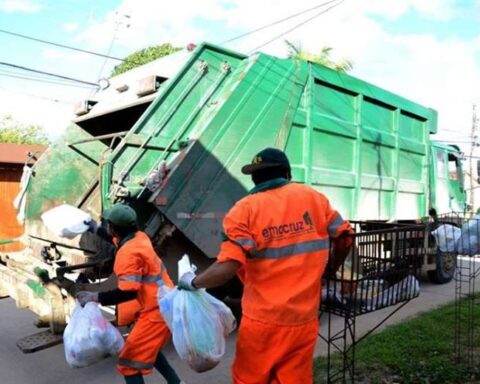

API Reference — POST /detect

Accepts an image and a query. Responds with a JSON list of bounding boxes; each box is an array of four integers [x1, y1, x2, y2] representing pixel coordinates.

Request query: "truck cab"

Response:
[[430, 143, 466, 214]]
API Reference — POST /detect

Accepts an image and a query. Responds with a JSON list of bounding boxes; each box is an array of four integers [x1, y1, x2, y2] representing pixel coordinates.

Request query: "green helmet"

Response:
[[102, 204, 137, 227]]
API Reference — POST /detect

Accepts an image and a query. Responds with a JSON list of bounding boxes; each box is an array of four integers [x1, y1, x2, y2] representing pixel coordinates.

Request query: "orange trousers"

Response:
[[117, 314, 171, 376], [232, 316, 319, 384]]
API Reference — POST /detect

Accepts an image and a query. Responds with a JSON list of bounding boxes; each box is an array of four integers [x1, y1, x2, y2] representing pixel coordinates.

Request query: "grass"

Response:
[[314, 296, 480, 383]]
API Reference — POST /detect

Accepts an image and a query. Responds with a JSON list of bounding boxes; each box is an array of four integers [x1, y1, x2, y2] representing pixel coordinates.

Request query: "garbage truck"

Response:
[[0, 43, 469, 344]]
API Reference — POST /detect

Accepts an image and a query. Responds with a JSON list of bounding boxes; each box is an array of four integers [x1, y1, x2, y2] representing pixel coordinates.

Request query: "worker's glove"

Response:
[[178, 272, 197, 291], [76, 291, 99, 307], [83, 219, 98, 233]]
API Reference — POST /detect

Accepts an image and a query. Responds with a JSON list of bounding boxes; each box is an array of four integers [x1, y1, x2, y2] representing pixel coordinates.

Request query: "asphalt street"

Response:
[[0, 270, 462, 384]]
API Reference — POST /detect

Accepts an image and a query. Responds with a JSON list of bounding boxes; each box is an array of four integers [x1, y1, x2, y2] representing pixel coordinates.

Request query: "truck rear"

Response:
[[0, 42, 467, 335]]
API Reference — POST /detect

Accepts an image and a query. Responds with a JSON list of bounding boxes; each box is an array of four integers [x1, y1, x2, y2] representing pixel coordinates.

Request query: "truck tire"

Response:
[[427, 249, 456, 284]]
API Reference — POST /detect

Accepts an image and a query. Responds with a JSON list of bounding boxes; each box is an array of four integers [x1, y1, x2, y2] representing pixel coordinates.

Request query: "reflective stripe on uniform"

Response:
[[118, 358, 154, 370], [328, 214, 345, 238], [251, 238, 329, 259], [119, 275, 142, 282], [119, 274, 164, 285], [233, 238, 257, 249]]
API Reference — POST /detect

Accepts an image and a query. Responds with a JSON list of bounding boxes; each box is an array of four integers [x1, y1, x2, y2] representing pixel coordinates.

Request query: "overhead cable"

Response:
[[221, 0, 341, 45], [0, 85, 74, 104], [0, 28, 124, 61], [249, 0, 345, 53], [0, 62, 98, 87], [0, 71, 95, 89]]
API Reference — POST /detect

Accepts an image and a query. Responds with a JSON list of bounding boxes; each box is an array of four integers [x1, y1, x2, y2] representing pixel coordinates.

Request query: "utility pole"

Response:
[[95, 12, 131, 81], [469, 104, 478, 211]]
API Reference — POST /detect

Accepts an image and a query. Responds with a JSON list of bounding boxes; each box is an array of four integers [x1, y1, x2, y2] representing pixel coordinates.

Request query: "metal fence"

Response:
[[320, 221, 425, 383], [431, 212, 480, 369]]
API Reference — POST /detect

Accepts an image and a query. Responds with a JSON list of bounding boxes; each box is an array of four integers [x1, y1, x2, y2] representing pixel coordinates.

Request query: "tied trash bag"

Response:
[[361, 275, 420, 311], [41, 204, 91, 239], [432, 224, 461, 253], [63, 303, 124, 368], [159, 288, 236, 373], [457, 215, 480, 255]]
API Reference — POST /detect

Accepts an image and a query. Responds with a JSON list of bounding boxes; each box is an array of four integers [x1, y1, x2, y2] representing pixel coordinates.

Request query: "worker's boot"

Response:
[[124, 374, 145, 384]]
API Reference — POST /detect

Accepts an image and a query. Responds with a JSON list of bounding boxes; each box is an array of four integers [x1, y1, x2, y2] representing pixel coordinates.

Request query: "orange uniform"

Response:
[[114, 231, 174, 376], [217, 180, 352, 383]]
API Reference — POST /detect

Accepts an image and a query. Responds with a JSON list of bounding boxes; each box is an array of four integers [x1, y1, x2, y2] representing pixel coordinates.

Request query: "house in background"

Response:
[[0, 143, 46, 252]]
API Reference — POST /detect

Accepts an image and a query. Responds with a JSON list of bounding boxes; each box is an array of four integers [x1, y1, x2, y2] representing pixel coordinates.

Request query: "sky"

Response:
[[0, 0, 479, 151]]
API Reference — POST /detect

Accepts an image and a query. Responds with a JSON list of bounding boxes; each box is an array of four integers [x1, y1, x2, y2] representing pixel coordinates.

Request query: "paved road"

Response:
[[0, 272, 461, 384]]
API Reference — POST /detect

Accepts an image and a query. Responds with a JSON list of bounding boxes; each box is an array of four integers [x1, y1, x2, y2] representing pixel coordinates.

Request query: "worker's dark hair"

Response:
[[252, 166, 291, 185], [109, 222, 138, 239]]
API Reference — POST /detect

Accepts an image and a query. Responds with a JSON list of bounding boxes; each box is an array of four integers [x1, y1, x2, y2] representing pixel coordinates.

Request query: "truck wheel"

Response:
[[427, 250, 456, 284]]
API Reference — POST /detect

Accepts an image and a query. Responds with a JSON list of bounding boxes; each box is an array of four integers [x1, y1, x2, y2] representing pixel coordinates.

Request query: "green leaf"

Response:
[[111, 43, 183, 77], [0, 115, 50, 145]]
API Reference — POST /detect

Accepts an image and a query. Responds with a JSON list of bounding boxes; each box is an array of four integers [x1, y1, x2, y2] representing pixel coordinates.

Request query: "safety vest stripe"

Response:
[[118, 358, 154, 370], [119, 275, 142, 282], [328, 214, 345, 238], [251, 238, 329, 259], [233, 238, 256, 249], [119, 274, 164, 284]]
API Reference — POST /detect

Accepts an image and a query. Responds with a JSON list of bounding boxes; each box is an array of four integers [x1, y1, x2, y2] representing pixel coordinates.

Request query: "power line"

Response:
[[0, 85, 74, 104], [0, 28, 124, 61], [0, 71, 95, 89], [221, 0, 341, 45], [95, 12, 131, 81], [0, 62, 98, 87], [248, 0, 345, 53]]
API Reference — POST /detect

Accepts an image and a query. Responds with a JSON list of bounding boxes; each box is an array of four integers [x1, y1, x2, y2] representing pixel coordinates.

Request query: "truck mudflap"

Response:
[[16, 330, 64, 353]]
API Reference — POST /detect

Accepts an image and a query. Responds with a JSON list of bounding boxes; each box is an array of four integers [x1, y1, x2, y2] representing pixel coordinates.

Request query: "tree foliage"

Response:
[[285, 40, 353, 73], [111, 43, 183, 77], [0, 115, 50, 145]]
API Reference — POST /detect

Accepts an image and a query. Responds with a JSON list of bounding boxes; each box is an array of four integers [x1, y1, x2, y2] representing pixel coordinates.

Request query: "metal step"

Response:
[[16, 330, 63, 353]]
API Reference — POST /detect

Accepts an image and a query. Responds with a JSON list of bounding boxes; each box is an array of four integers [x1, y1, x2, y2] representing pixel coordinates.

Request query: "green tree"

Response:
[[111, 43, 182, 77], [0, 115, 50, 145], [285, 40, 353, 72]]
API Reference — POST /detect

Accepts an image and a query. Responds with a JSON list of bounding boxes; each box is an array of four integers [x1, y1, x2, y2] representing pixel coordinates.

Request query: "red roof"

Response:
[[0, 143, 46, 165]]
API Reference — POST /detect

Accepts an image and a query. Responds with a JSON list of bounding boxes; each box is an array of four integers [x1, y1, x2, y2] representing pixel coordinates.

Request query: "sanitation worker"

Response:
[[179, 147, 353, 384], [76, 204, 182, 384]]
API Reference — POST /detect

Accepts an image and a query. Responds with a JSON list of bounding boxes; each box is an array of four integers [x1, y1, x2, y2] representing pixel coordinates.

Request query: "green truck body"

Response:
[[0, 43, 466, 330]]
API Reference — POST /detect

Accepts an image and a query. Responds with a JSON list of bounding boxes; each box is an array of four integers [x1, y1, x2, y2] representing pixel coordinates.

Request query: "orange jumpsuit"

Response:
[[217, 180, 352, 384], [114, 231, 174, 377]]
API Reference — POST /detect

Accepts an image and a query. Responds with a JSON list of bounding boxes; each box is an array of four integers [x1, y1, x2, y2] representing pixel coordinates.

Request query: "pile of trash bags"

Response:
[[433, 215, 480, 255], [324, 274, 420, 313], [64, 303, 124, 368], [159, 255, 236, 372]]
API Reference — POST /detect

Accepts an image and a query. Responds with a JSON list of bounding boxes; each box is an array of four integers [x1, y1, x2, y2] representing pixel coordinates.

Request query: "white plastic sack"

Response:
[[41, 204, 91, 239], [160, 288, 236, 373], [64, 303, 124, 368], [13, 165, 32, 224], [432, 224, 461, 253], [362, 275, 420, 311], [457, 215, 480, 255]]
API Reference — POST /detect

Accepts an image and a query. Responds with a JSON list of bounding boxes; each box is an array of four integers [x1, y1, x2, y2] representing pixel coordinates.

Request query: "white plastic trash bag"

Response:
[[64, 302, 124, 368], [41, 204, 91, 239], [362, 275, 420, 311], [432, 224, 461, 253], [13, 165, 32, 224], [160, 288, 236, 372], [457, 215, 480, 256]]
